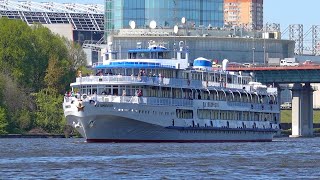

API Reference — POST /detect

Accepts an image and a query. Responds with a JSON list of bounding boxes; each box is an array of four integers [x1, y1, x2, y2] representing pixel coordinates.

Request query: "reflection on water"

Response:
[[1, 137, 320, 179]]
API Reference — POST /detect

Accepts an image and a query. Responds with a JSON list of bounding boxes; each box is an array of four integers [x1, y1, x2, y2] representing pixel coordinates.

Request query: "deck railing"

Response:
[[68, 95, 278, 110], [81, 95, 194, 107], [75, 75, 277, 95]]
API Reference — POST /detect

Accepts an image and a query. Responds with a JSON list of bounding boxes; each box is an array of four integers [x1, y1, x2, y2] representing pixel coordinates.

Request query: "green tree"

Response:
[[0, 18, 87, 134], [0, 18, 33, 82], [35, 88, 65, 134], [64, 38, 87, 70], [44, 55, 65, 92], [0, 107, 8, 134]]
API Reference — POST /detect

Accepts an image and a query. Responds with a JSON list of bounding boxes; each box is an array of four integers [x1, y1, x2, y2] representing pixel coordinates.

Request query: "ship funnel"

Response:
[[222, 59, 229, 71]]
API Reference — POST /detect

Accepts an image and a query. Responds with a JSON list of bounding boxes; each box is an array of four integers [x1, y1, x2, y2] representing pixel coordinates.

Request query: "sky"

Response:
[[264, 0, 319, 35], [30, 0, 319, 28], [24, 0, 319, 36]]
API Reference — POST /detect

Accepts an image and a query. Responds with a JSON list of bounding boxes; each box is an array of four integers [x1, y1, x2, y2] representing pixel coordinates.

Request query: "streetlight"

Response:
[[252, 23, 255, 65], [252, 47, 255, 65], [263, 44, 266, 65], [263, 23, 267, 65]]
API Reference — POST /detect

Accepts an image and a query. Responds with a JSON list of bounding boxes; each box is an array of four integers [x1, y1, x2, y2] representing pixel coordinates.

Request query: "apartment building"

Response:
[[224, 0, 263, 30]]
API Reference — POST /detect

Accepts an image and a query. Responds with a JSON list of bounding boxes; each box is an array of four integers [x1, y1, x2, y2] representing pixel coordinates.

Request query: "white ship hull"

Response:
[[65, 100, 277, 143]]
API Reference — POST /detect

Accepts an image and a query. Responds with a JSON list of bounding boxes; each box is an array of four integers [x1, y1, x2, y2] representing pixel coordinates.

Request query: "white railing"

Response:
[[227, 101, 278, 111], [82, 95, 194, 107], [74, 75, 276, 95], [66, 94, 277, 110]]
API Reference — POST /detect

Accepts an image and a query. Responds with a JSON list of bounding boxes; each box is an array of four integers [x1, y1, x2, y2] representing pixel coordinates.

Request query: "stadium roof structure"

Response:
[[0, 0, 104, 31]]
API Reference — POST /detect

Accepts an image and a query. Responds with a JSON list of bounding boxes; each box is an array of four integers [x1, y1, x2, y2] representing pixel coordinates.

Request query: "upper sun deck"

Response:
[[93, 41, 190, 70]]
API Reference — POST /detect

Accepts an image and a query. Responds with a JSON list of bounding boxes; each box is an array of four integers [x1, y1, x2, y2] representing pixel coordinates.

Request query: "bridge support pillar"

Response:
[[290, 83, 314, 138]]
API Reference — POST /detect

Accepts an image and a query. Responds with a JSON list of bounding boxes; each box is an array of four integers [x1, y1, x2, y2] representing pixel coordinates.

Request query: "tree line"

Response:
[[0, 18, 87, 135]]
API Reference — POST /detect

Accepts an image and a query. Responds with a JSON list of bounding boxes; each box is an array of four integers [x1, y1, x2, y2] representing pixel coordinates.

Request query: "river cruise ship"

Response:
[[63, 41, 280, 142]]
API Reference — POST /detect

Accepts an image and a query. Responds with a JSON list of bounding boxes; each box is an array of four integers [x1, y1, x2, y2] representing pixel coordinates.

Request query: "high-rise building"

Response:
[[224, 0, 263, 30], [105, 0, 224, 36]]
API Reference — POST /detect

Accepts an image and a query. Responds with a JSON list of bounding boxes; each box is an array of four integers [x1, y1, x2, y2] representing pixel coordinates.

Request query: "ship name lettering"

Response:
[[203, 102, 219, 108], [96, 103, 113, 108]]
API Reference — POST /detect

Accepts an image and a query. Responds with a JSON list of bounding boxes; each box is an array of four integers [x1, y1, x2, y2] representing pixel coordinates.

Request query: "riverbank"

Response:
[[0, 134, 66, 138], [281, 109, 320, 123], [1, 129, 320, 139]]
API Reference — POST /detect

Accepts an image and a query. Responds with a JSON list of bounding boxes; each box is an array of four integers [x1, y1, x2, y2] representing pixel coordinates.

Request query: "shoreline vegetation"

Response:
[[0, 18, 89, 136]]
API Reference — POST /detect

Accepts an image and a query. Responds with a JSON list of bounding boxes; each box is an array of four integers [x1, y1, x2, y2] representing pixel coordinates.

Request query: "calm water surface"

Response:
[[1, 137, 320, 179]]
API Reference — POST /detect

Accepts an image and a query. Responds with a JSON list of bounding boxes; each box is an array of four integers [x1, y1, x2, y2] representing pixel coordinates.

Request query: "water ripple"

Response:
[[0, 137, 320, 179]]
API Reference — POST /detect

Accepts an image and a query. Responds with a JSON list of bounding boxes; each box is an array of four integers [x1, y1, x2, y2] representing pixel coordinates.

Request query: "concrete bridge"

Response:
[[227, 65, 320, 137]]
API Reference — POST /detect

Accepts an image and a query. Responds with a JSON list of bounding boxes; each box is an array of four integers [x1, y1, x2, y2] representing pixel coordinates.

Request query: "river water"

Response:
[[0, 137, 320, 179]]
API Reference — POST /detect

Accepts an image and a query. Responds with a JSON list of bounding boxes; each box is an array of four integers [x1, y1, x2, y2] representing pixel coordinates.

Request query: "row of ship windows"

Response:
[[176, 109, 277, 122], [182, 72, 251, 84], [97, 68, 252, 85], [116, 108, 277, 122], [147, 88, 275, 104]]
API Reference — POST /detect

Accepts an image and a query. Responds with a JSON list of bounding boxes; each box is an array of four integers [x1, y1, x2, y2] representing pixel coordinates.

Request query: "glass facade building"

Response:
[[105, 0, 224, 35]]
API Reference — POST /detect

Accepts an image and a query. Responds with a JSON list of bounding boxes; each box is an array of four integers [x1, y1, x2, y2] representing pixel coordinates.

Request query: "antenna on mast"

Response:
[[174, 25, 179, 34], [149, 20, 157, 29], [181, 17, 186, 24], [129, 20, 136, 29]]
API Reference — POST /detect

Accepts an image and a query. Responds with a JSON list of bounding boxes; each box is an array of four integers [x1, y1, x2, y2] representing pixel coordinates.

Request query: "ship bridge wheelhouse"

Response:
[[128, 47, 170, 60]]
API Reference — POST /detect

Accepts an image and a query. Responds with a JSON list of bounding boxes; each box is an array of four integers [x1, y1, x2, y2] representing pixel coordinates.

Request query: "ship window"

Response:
[[158, 52, 164, 59], [130, 53, 137, 59], [181, 52, 186, 59], [138, 52, 148, 59]]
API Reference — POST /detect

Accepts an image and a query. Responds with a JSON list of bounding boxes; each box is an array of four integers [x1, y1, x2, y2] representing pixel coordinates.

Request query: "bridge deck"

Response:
[[220, 65, 320, 84]]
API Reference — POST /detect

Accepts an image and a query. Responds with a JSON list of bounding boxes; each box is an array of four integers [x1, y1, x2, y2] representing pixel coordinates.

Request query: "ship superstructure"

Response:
[[63, 40, 280, 142]]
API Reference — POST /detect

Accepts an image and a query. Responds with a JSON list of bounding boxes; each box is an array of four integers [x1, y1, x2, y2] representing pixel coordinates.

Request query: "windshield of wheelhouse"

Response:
[[128, 51, 169, 59]]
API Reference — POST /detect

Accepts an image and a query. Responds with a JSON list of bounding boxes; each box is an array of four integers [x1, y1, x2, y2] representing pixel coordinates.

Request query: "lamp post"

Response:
[[263, 44, 266, 65], [263, 23, 267, 65], [252, 23, 255, 65], [252, 47, 255, 65]]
